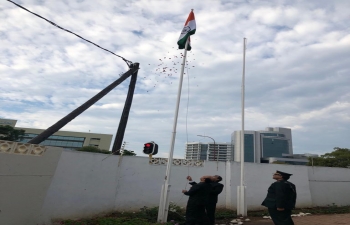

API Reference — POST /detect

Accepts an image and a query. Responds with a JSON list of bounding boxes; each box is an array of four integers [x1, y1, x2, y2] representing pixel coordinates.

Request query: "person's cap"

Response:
[[276, 170, 293, 177]]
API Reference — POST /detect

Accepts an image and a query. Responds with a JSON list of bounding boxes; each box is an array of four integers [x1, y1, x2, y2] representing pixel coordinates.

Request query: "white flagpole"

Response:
[[237, 37, 247, 217], [157, 38, 190, 223]]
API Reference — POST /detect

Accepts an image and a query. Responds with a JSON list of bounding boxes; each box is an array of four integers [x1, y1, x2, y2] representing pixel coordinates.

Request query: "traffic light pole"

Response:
[[157, 38, 189, 223], [28, 64, 139, 145]]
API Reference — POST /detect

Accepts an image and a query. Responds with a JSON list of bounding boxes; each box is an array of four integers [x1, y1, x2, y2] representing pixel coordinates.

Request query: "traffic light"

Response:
[[143, 143, 153, 154], [143, 141, 158, 155]]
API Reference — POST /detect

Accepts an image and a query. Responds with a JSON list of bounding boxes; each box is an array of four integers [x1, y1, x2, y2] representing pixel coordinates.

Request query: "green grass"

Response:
[[59, 217, 179, 225], [60, 218, 150, 225], [60, 217, 176, 225], [59, 205, 350, 225], [293, 204, 350, 215], [241, 204, 350, 218]]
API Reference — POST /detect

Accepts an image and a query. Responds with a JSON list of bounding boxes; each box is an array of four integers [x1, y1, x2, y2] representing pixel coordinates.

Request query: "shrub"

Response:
[[76, 146, 110, 154]]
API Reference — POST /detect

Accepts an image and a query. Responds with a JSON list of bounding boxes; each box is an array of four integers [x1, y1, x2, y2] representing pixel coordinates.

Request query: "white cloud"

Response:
[[1, 0, 349, 158]]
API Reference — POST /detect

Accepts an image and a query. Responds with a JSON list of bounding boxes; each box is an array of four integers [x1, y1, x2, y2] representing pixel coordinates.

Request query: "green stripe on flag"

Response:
[[177, 29, 196, 50]]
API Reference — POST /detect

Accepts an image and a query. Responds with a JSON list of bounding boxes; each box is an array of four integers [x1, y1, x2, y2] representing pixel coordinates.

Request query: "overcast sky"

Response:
[[1, 0, 349, 158]]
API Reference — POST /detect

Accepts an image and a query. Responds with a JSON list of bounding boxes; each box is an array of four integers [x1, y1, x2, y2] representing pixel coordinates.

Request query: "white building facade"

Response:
[[185, 142, 233, 161]]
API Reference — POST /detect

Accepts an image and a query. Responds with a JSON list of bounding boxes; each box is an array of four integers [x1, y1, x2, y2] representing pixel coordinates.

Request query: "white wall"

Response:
[[308, 166, 350, 206], [241, 162, 312, 210], [1, 146, 350, 225], [0, 144, 63, 225], [40, 150, 314, 222], [40, 150, 230, 222], [39, 150, 120, 224]]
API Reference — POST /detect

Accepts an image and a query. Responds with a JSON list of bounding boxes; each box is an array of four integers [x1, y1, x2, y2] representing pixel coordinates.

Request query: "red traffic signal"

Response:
[[143, 142, 158, 155]]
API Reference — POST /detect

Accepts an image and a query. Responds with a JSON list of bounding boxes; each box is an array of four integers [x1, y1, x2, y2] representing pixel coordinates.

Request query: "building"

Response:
[[232, 127, 295, 163], [0, 118, 17, 127], [185, 142, 233, 161], [261, 153, 317, 165], [0, 118, 113, 150]]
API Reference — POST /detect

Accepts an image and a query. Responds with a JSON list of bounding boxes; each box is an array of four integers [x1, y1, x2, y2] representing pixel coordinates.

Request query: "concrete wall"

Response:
[[0, 142, 63, 225], [1, 144, 350, 225], [236, 162, 313, 210], [40, 150, 230, 223], [308, 166, 350, 206], [39, 150, 120, 223], [38, 150, 318, 222]]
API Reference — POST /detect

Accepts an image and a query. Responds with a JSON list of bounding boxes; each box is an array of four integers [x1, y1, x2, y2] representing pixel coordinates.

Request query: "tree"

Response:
[[76, 146, 137, 156], [0, 125, 25, 141], [76, 146, 110, 154], [308, 147, 350, 168], [271, 161, 287, 164], [122, 149, 136, 156]]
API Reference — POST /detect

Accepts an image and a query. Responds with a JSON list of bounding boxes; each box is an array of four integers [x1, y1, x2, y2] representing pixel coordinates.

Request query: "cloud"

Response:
[[1, 0, 349, 158]]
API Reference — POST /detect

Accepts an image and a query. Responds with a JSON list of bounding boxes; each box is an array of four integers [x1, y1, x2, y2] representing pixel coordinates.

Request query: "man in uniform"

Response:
[[182, 176, 212, 225], [262, 170, 297, 225], [187, 175, 224, 225]]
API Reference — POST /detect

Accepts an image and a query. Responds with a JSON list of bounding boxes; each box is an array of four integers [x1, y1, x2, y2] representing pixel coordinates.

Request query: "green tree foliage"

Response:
[[76, 146, 110, 154], [308, 147, 350, 168], [75, 146, 137, 156], [0, 125, 25, 141], [271, 161, 287, 164], [122, 149, 136, 156]]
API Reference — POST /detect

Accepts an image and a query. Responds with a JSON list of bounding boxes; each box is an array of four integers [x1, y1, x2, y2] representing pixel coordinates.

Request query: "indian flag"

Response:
[[177, 10, 196, 51]]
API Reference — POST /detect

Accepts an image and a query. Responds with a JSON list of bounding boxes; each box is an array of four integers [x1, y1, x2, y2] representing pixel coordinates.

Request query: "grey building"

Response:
[[185, 142, 233, 161], [262, 153, 313, 165], [0, 118, 113, 150], [232, 127, 294, 163]]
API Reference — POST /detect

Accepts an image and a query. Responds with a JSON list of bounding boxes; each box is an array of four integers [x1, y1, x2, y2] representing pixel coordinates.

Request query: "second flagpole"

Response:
[[237, 37, 247, 217], [157, 38, 190, 223]]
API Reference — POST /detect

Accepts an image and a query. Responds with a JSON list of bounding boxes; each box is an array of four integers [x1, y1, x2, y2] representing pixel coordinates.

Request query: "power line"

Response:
[[6, 0, 133, 67]]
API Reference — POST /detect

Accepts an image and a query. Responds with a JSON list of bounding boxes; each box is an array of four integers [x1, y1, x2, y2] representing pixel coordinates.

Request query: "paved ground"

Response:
[[231, 213, 350, 225]]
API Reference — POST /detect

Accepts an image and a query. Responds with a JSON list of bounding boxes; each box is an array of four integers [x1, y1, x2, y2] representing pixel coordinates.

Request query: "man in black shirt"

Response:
[[262, 170, 297, 225], [182, 176, 212, 225], [187, 175, 224, 225]]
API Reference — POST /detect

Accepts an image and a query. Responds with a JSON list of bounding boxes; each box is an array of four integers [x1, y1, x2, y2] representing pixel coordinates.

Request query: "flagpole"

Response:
[[237, 37, 247, 217], [157, 38, 190, 223]]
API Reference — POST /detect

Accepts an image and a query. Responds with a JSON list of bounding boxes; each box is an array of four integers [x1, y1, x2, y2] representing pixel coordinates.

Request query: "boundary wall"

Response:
[[1, 144, 350, 225]]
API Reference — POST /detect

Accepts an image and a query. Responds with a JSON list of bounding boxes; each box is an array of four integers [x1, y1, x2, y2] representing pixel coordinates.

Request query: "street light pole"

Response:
[[197, 135, 219, 161]]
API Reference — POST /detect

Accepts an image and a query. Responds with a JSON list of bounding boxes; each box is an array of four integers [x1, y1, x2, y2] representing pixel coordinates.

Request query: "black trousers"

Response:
[[205, 203, 216, 225], [185, 204, 210, 225], [268, 208, 294, 225]]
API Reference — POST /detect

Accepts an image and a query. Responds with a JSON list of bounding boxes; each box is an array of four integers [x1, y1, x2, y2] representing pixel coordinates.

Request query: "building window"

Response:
[[19, 133, 85, 149], [262, 138, 289, 157], [244, 134, 255, 162]]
